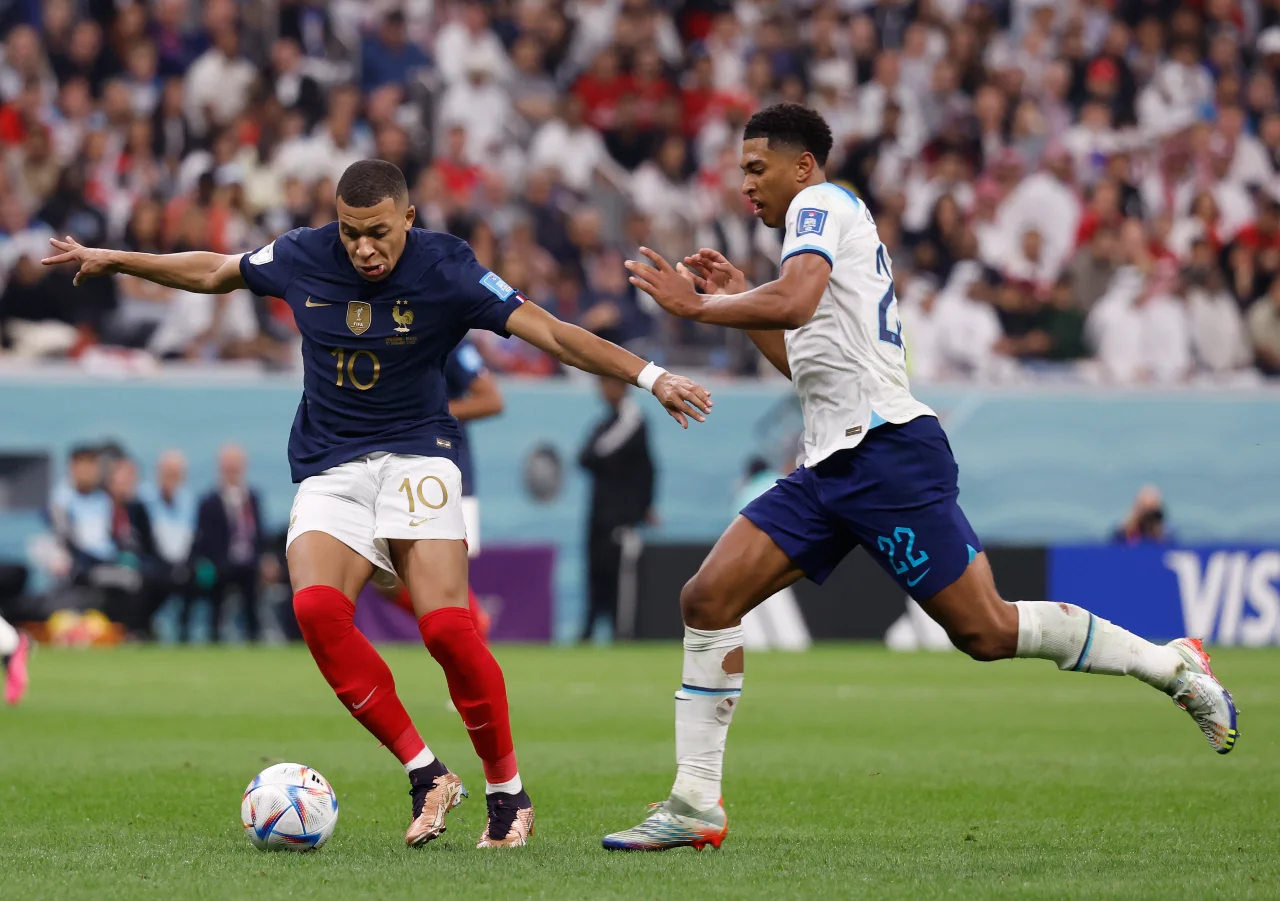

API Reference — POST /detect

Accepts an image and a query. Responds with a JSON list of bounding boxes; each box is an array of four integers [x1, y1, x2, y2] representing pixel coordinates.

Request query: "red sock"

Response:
[[468, 587, 491, 645], [394, 585, 490, 646], [293, 586, 426, 765], [418, 606, 516, 784]]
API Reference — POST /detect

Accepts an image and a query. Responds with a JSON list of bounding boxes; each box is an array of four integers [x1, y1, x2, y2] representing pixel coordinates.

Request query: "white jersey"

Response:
[[780, 182, 934, 467]]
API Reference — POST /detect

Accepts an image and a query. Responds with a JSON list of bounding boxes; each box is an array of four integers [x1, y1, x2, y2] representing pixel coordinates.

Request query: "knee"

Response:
[[679, 573, 736, 631], [292, 585, 354, 636], [950, 601, 1018, 662]]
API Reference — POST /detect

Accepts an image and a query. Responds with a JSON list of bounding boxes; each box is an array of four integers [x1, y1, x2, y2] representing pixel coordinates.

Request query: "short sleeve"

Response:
[[447, 244, 527, 336], [780, 189, 852, 270], [239, 228, 307, 298]]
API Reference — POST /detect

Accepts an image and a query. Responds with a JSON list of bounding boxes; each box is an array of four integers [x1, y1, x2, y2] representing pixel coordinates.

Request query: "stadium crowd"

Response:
[[1, 0, 1280, 382]]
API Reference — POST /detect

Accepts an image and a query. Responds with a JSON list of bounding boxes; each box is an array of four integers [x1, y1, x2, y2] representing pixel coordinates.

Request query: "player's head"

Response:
[[740, 103, 833, 229], [335, 159, 414, 281]]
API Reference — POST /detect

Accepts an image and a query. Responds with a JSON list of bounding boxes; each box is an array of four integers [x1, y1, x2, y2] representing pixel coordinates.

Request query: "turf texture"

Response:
[[0, 644, 1276, 900]]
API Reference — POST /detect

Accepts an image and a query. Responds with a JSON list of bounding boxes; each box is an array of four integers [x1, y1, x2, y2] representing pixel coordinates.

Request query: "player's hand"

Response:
[[679, 248, 749, 296], [651, 371, 712, 429], [626, 247, 706, 320], [41, 236, 119, 286]]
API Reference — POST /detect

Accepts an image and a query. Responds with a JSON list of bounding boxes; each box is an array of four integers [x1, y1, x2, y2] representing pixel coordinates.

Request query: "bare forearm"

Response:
[[747, 330, 791, 379], [694, 281, 812, 330], [110, 250, 244, 293], [548, 321, 646, 383]]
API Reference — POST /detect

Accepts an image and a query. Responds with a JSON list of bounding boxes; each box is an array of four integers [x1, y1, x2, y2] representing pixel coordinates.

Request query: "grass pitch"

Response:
[[1, 644, 1276, 900]]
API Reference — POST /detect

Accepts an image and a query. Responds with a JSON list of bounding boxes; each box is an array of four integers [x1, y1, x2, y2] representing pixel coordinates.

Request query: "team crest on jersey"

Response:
[[346, 301, 372, 335], [392, 300, 414, 333], [796, 208, 828, 236]]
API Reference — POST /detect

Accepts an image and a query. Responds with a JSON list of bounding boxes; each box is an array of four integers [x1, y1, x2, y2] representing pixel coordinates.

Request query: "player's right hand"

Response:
[[678, 248, 749, 296], [652, 372, 712, 429], [41, 236, 118, 286]]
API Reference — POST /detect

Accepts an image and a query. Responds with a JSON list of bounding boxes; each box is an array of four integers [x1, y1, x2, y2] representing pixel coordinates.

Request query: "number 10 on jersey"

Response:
[[330, 347, 381, 390]]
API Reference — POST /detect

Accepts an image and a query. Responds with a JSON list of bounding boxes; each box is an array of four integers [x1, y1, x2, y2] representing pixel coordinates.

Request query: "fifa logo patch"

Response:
[[436, 437, 452, 449], [346, 301, 371, 335], [796, 208, 828, 236], [480, 271, 516, 301]]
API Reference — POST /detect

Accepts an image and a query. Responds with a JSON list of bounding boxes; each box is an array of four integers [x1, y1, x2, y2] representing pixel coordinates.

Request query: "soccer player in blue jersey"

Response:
[[602, 103, 1238, 852], [44, 159, 712, 850]]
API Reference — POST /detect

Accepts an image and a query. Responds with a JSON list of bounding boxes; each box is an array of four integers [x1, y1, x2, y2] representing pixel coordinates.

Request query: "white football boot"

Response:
[[1167, 638, 1239, 755]]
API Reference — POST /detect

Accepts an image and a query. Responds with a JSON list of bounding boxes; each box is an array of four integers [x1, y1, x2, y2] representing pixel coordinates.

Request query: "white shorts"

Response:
[[460, 496, 481, 559], [286, 453, 467, 577]]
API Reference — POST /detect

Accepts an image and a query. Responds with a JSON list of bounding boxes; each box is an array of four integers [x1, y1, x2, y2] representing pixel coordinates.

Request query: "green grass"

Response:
[[1, 644, 1277, 900]]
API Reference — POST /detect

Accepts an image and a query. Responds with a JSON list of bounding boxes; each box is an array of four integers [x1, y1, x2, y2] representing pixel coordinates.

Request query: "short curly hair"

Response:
[[336, 159, 408, 208], [743, 103, 834, 167]]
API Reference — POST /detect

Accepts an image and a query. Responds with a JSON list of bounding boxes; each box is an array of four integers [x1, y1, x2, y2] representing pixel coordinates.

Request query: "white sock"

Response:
[[670, 625, 743, 811], [1013, 601, 1183, 692], [486, 773, 523, 795], [402, 746, 437, 774], [0, 616, 17, 657]]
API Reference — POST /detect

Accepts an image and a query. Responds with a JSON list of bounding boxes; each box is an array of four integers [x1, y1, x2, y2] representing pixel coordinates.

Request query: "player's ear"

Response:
[[796, 151, 816, 184], [403, 204, 416, 230]]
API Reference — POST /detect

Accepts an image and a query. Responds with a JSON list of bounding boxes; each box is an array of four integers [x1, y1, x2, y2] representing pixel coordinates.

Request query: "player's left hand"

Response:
[[626, 248, 706, 320], [651, 371, 712, 429]]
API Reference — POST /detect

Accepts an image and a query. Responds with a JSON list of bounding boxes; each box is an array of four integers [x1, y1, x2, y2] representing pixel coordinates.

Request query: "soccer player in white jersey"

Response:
[[602, 103, 1239, 852]]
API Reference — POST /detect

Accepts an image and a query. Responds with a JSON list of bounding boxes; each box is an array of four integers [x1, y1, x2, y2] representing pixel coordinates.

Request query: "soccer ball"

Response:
[[241, 763, 339, 851]]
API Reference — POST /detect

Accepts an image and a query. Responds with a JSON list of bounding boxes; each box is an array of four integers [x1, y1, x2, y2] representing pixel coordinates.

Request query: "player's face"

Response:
[[336, 195, 415, 281], [740, 138, 811, 230]]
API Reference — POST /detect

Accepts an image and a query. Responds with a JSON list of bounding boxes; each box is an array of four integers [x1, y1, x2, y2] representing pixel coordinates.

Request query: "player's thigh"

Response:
[[386, 538, 469, 617], [681, 515, 808, 629], [286, 461, 383, 598], [287, 532, 375, 599]]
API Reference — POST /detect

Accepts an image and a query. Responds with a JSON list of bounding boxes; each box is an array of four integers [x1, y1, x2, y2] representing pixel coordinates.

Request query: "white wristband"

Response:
[[636, 362, 667, 393]]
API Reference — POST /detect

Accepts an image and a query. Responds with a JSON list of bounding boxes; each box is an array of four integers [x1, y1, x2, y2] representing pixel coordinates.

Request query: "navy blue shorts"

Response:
[[741, 415, 981, 600]]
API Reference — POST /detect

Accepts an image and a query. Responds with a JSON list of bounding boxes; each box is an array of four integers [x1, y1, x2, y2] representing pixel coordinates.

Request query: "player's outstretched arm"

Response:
[[504, 301, 712, 429], [41, 236, 247, 293], [677, 249, 791, 380], [628, 247, 828, 331]]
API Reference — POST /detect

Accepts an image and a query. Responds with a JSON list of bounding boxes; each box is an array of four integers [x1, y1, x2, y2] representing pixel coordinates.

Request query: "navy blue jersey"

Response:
[[239, 224, 524, 482], [443, 339, 486, 496]]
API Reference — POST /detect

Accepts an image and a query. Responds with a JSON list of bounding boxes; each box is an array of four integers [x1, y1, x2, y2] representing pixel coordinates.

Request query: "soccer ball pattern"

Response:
[[241, 763, 339, 851]]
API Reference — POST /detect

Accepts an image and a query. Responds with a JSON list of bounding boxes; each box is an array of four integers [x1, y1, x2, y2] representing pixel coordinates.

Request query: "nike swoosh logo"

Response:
[[408, 517, 437, 527], [906, 568, 932, 588], [351, 686, 377, 710], [305, 297, 332, 307], [464, 721, 489, 731]]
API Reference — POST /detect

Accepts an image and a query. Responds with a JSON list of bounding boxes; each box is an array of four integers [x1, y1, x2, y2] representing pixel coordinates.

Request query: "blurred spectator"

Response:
[[49, 444, 114, 577], [140, 449, 196, 576], [1112, 485, 1170, 544], [183, 25, 255, 138], [361, 10, 429, 94], [269, 38, 324, 129], [529, 94, 613, 196], [578, 377, 655, 642], [1182, 240, 1253, 375], [191, 444, 266, 643], [1248, 277, 1280, 376], [104, 455, 166, 639]]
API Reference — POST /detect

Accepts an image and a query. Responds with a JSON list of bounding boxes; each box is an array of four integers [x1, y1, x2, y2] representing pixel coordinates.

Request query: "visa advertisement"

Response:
[[1050, 546, 1280, 646]]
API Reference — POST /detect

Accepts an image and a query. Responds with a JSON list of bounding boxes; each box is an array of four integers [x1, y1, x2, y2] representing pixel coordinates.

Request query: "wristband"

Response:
[[636, 362, 667, 393]]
